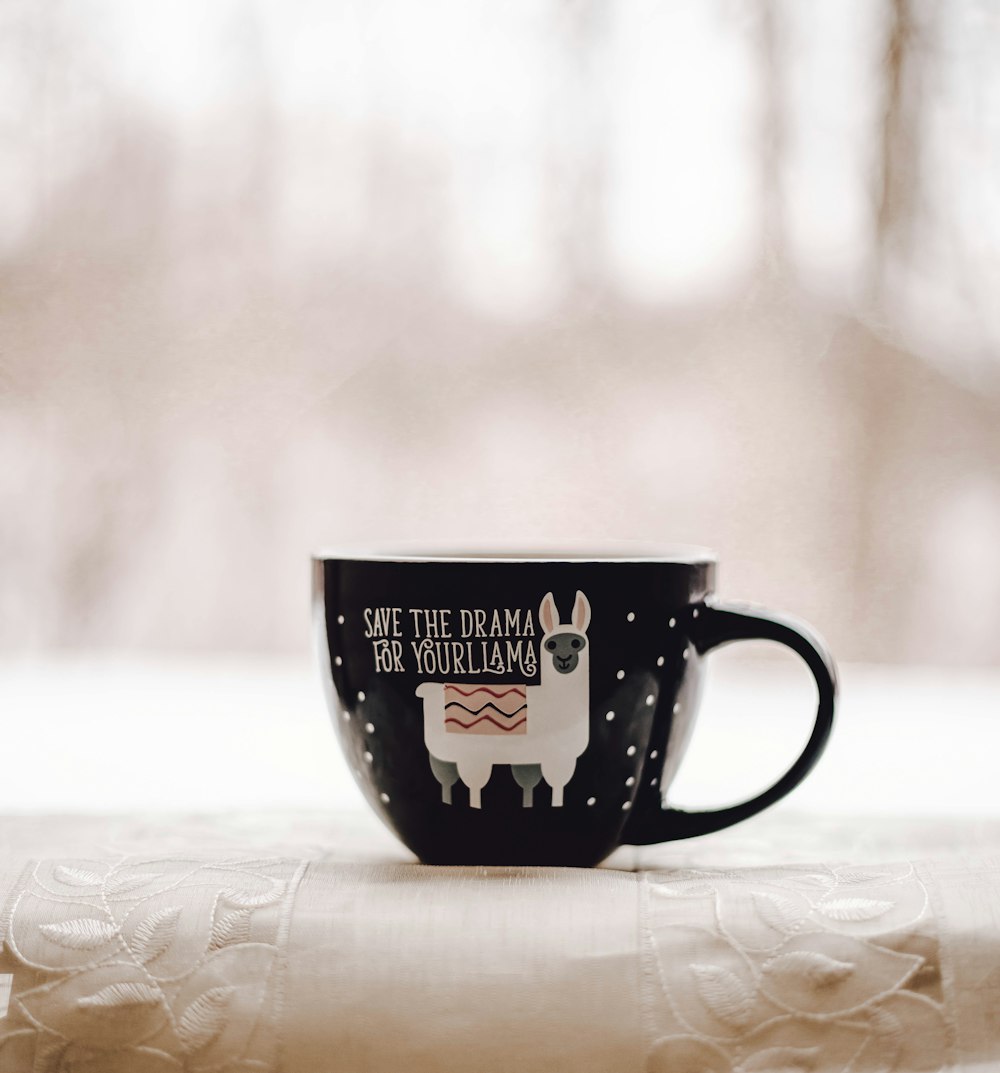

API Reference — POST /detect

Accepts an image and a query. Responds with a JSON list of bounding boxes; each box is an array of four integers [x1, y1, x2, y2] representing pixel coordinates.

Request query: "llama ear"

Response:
[[539, 592, 559, 634], [572, 590, 591, 633]]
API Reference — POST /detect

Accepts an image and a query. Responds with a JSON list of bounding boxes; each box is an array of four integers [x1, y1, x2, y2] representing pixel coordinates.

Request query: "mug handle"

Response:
[[621, 602, 837, 845]]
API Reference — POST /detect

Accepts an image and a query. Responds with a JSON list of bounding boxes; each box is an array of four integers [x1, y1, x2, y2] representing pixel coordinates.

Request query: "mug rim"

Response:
[[313, 542, 717, 565]]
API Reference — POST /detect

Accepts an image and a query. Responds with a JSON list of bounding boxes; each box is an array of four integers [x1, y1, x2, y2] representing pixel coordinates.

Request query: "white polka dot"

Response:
[[616, 669, 625, 680], [626, 745, 637, 757], [605, 710, 615, 722], [365, 722, 375, 734], [621, 801, 631, 810], [334, 655, 342, 666], [337, 614, 345, 625], [358, 690, 366, 702], [650, 750, 658, 759], [625, 776, 635, 787], [626, 611, 635, 622], [363, 751, 373, 763], [379, 792, 390, 803], [668, 617, 676, 628], [645, 693, 655, 706], [656, 656, 664, 667], [341, 711, 350, 722], [693, 608, 699, 618], [651, 777, 658, 787], [682, 649, 689, 661], [673, 702, 681, 714], [587, 797, 597, 806]]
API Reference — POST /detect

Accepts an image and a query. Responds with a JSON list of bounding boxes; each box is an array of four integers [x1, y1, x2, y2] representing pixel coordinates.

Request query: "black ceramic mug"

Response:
[[313, 549, 836, 867]]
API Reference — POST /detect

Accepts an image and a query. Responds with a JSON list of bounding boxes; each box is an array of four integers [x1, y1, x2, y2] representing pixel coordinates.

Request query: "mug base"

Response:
[[394, 824, 618, 869]]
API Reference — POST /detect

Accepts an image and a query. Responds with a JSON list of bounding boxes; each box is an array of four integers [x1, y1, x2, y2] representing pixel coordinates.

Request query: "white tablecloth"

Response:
[[1, 808, 998, 1072], [1, 657, 998, 1070]]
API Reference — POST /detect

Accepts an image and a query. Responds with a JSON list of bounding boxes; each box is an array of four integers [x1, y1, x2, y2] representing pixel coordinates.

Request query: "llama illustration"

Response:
[[416, 591, 591, 808]]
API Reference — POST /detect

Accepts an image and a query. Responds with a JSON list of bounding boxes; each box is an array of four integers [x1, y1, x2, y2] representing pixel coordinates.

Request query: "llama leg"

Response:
[[428, 754, 459, 805], [511, 764, 543, 807], [457, 758, 493, 809], [541, 758, 577, 807]]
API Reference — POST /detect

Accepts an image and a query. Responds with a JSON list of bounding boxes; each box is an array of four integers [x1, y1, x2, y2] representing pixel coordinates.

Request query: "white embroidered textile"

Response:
[[1, 810, 997, 1072]]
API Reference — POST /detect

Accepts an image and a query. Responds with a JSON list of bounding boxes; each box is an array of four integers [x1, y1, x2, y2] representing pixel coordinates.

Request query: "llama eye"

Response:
[[571, 638, 581, 649], [546, 640, 556, 651]]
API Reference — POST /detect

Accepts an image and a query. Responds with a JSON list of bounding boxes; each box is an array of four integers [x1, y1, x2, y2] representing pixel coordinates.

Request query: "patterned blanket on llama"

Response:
[[443, 685, 527, 735]]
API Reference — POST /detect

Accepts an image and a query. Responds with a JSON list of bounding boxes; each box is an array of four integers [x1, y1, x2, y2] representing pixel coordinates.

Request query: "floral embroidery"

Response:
[[1, 856, 306, 1072], [643, 862, 952, 1072]]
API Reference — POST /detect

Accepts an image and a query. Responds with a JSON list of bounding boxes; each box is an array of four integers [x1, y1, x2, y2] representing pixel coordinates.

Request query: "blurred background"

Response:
[[3, 0, 1000, 666]]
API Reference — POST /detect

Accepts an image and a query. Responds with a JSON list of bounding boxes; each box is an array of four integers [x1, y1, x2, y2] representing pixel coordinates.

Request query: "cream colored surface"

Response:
[[0, 658, 998, 1070], [0, 810, 998, 1072]]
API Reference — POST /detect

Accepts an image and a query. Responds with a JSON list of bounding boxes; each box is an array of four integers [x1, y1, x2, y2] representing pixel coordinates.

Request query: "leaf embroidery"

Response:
[[818, 897, 893, 922], [54, 866, 102, 887], [742, 1045, 820, 1072], [753, 892, 803, 933], [867, 1007, 906, 1066], [835, 868, 893, 885], [763, 951, 855, 988], [39, 917, 117, 950], [870, 1006, 904, 1046], [221, 883, 281, 909], [209, 908, 252, 951], [78, 982, 163, 1011], [177, 986, 235, 1053], [106, 872, 163, 896], [132, 905, 183, 963], [786, 873, 833, 890], [32, 1038, 68, 1073], [690, 965, 754, 1028]]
